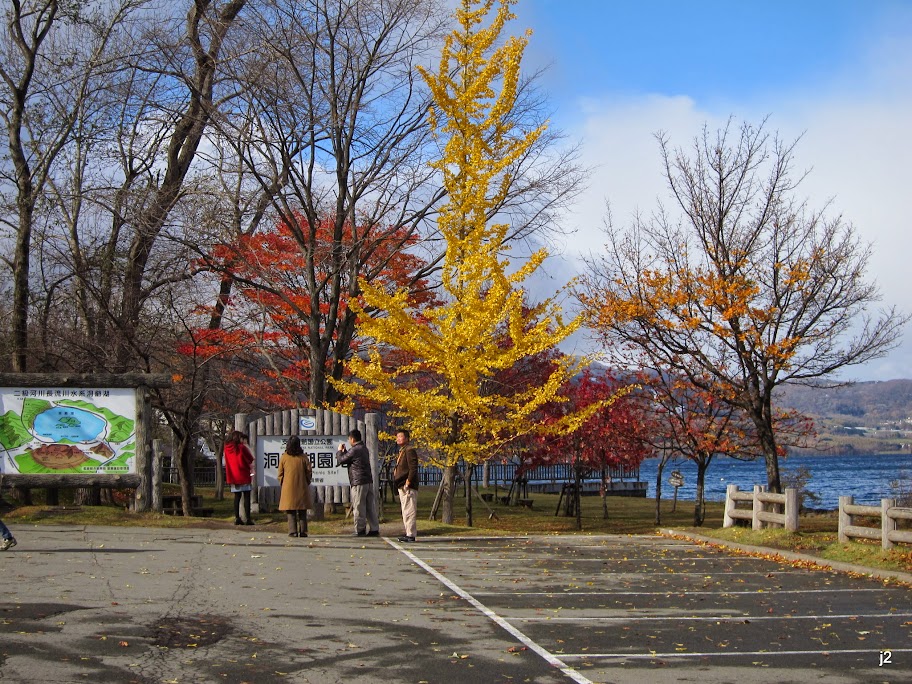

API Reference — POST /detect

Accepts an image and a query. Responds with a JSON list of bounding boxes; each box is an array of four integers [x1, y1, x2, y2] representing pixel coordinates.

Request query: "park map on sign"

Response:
[[0, 389, 136, 475]]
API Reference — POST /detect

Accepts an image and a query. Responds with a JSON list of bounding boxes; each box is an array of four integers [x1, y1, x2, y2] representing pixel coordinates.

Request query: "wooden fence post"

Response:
[[882, 498, 897, 550], [784, 487, 799, 532], [838, 495, 852, 542], [322, 485, 333, 518], [752, 485, 764, 530], [723, 484, 738, 528]]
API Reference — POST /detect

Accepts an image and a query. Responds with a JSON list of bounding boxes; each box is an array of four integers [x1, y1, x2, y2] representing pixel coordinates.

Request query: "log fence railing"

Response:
[[723, 484, 799, 532], [236, 409, 380, 519], [838, 496, 912, 549]]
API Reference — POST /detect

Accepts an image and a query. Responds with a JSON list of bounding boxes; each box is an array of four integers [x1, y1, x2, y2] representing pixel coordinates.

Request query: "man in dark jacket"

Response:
[[337, 428, 379, 537], [393, 428, 419, 542]]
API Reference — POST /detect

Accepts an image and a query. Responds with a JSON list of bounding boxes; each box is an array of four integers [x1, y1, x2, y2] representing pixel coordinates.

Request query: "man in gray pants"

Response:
[[337, 428, 379, 537]]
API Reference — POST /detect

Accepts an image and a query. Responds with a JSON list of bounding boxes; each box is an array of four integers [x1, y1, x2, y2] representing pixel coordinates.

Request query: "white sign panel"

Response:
[[0, 387, 137, 475], [256, 435, 350, 487]]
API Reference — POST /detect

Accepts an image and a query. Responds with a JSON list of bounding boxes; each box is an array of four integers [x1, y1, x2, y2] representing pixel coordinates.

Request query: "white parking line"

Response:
[[388, 539, 594, 684], [433, 570, 822, 576], [413, 556, 736, 562], [472, 587, 888, 596], [510, 611, 912, 622], [560, 648, 912, 660]]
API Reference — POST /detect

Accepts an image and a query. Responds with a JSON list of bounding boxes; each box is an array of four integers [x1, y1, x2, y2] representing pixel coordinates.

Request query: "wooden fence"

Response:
[[838, 496, 912, 549], [236, 408, 380, 517], [723, 484, 799, 532]]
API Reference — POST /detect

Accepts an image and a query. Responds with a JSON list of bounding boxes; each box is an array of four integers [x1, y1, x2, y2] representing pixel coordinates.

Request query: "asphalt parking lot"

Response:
[[1, 526, 910, 683]]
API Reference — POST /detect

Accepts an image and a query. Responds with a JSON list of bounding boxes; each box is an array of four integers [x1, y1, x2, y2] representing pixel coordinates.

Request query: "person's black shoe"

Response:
[[244, 519, 255, 525], [289, 532, 298, 537], [365, 530, 380, 537], [353, 531, 367, 537], [397, 536, 416, 543], [234, 518, 243, 525]]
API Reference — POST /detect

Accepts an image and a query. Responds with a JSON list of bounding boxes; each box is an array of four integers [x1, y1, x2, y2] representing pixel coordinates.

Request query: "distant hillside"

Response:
[[776, 380, 912, 425], [775, 380, 912, 454], [584, 361, 912, 454]]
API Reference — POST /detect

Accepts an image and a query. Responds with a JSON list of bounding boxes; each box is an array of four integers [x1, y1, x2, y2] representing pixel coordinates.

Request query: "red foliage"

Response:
[[179, 213, 436, 409], [524, 369, 655, 473]]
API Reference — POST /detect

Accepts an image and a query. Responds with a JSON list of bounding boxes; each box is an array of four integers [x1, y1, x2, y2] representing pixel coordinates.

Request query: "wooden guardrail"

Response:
[[723, 484, 799, 532], [838, 496, 912, 549]]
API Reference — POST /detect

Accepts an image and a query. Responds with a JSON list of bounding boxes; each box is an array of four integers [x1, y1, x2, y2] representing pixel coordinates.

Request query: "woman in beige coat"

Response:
[[278, 436, 313, 537]]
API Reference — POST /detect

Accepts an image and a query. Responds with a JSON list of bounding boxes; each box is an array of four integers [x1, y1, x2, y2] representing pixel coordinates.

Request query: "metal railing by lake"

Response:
[[169, 462, 642, 490], [414, 462, 642, 487]]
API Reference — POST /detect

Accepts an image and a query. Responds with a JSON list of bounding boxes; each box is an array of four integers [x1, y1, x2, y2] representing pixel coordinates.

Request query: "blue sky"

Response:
[[506, 0, 912, 381], [520, 0, 906, 104]]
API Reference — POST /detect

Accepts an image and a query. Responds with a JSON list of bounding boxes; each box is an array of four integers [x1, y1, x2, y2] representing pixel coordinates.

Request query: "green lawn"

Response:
[[4, 485, 910, 576]]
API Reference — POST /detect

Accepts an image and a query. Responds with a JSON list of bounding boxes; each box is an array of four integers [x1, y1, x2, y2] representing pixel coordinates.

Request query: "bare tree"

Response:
[[112, 0, 247, 372], [0, 0, 146, 371], [144, 142, 285, 514], [580, 118, 908, 492], [6, 1, 249, 513]]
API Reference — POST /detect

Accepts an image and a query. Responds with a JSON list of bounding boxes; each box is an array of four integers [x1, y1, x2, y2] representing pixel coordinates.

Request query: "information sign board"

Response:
[[0, 387, 137, 475], [256, 435, 350, 487]]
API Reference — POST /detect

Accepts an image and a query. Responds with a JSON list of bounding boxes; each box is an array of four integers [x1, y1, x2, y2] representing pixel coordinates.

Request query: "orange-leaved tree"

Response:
[[579, 119, 907, 492]]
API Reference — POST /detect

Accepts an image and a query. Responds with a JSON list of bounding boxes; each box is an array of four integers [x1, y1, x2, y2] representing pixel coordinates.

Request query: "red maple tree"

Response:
[[182, 214, 436, 410], [522, 368, 655, 528]]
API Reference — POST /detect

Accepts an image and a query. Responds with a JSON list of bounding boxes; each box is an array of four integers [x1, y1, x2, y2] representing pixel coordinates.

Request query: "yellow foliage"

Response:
[[333, 0, 615, 466]]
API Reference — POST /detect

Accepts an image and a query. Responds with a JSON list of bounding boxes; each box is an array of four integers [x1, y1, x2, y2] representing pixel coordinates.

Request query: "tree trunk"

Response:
[[601, 468, 609, 520], [429, 479, 445, 520], [655, 452, 669, 525], [174, 434, 195, 516], [12, 202, 34, 371], [573, 439, 582, 531], [13, 487, 33, 506], [465, 462, 473, 528], [441, 465, 457, 525], [754, 410, 782, 493], [74, 486, 101, 506], [215, 451, 225, 501], [694, 461, 708, 526]]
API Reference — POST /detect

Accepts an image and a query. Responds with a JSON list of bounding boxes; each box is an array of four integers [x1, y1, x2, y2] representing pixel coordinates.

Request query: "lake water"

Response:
[[639, 453, 912, 510], [32, 406, 106, 443]]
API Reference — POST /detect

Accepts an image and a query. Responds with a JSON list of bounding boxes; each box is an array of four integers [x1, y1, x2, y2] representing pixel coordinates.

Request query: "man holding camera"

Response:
[[337, 428, 379, 537]]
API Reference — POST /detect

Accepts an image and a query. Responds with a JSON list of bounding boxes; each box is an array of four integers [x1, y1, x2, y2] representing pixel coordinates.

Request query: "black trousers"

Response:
[[233, 490, 252, 522]]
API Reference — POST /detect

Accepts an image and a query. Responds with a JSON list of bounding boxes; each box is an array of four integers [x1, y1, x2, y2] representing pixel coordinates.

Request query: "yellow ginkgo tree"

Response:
[[334, 0, 619, 523]]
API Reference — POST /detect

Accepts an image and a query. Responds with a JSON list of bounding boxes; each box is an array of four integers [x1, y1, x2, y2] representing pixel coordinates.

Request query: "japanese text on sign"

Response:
[[256, 435, 351, 487]]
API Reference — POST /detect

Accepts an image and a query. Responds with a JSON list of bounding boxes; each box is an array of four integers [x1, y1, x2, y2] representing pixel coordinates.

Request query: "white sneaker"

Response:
[[0, 537, 16, 551]]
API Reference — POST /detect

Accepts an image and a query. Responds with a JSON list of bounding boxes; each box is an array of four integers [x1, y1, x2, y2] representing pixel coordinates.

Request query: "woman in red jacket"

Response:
[[224, 431, 255, 525]]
